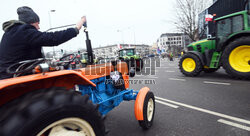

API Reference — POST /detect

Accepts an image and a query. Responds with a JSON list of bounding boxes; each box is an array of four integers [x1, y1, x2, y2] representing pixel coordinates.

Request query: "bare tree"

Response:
[[175, 0, 212, 42]]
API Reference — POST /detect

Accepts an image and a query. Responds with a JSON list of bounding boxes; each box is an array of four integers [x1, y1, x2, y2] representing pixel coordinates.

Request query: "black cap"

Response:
[[17, 6, 40, 24]]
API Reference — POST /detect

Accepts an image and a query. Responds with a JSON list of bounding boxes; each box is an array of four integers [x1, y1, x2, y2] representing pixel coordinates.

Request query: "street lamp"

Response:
[[48, 10, 56, 58]]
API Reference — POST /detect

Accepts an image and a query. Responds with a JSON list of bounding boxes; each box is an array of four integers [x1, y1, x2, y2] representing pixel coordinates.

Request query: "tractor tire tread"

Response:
[[222, 36, 250, 80], [0, 88, 105, 136]]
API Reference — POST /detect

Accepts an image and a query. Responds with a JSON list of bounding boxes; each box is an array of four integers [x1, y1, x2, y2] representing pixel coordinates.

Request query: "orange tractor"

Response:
[[0, 21, 155, 136]]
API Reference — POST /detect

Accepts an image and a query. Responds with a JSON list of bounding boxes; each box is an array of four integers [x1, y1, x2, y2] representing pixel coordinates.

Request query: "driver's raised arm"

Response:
[[26, 16, 86, 47]]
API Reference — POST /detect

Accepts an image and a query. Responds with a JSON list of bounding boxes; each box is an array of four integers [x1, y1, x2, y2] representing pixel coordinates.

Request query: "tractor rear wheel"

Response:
[[179, 53, 203, 76], [222, 37, 250, 79], [0, 88, 105, 136]]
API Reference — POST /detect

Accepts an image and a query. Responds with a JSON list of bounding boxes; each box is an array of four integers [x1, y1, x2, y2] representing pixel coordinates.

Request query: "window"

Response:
[[232, 15, 243, 33], [217, 18, 231, 37], [217, 15, 243, 38]]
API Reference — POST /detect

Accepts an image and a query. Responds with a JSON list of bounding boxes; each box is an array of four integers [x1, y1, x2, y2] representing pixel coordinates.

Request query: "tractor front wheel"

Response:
[[222, 37, 250, 79], [138, 91, 155, 130], [0, 88, 105, 136], [179, 53, 203, 76]]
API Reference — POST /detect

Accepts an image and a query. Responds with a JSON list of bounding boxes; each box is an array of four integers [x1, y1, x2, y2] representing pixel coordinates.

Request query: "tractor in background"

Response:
[[118, 47, 144, 71], [80, 51, 98, 67], [179, 10, 250, 79]]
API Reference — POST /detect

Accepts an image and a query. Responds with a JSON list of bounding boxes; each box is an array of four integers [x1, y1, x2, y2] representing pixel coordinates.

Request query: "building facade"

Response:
[[93, 44, 150, 58], [157, 33, 192, 50]]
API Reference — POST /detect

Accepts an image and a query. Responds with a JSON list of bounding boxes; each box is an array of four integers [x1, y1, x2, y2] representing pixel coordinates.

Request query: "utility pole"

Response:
[[48, 10, 56, 58]]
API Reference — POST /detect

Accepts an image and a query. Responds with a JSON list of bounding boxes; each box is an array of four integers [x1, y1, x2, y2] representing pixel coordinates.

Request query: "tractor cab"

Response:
[[80, 52, 88, 64], [117, 48, 143, 71], [80, 52, 98, 65], [118, 48, 140, 60]]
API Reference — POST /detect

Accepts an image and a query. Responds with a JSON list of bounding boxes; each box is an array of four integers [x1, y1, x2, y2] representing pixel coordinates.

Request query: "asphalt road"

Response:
[[105, 58, 250, 136]]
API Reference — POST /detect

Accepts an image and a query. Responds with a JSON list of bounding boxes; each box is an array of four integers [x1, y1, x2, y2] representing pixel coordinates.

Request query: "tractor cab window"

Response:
[[119, 49, 135, 57], [232, 15, 243, 33], [217, 18, 231, 37], [217, 15, 243, 38], [81, 53, 88, 60]]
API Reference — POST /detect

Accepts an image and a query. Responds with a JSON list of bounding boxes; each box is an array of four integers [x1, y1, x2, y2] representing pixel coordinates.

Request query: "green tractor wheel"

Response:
[[179, 53, 203, 77], [222, 37, 250, 79]]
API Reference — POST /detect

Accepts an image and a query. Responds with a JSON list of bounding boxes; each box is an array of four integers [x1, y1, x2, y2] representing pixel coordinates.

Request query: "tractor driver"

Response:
[[0, 6, 86, 80]]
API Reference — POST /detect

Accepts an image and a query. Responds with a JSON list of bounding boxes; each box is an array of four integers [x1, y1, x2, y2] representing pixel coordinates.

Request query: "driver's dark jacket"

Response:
[[0, 20, 79, 80]]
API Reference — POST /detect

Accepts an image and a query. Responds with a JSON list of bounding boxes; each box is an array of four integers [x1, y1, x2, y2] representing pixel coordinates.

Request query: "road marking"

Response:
[[203, 81, 231, 86], [168, 78, 186, 81], [149, 76, 158, 79], [165, 70, 175, 73], [144, 76, 158, 79], [150, 70, 159, 72], [155, 100, 179, 108], [157, 67, 170, 69], [218, 119, 250, 131], [155, 96, 250, 125]]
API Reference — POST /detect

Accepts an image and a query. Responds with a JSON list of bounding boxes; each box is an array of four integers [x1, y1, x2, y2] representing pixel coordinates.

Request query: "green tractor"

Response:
[[179, 10, 250, 79], [118, 48, 143, 71], [80, 52, 98, 66]]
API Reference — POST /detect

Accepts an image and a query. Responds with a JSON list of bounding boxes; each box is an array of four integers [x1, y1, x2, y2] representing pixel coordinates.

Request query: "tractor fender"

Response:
[[0, 70, 96, 106], [187, 51, 205, 66], [134, 87, 150, 121]]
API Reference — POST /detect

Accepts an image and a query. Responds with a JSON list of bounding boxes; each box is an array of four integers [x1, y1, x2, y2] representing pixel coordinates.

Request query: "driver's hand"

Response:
[[76, 16, 86, 30]]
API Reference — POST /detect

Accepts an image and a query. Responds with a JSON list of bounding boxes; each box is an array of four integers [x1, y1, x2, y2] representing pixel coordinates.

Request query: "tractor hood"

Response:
[[187, 39, 216, 53]]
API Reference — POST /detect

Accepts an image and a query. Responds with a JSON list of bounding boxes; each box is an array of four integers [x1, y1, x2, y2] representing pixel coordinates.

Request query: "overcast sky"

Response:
[[0, 0, 177, 52]]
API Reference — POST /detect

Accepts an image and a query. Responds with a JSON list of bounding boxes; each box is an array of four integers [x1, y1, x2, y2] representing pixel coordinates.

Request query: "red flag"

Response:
[[117, 44, 121, 49], [205, 14, 213, 22]]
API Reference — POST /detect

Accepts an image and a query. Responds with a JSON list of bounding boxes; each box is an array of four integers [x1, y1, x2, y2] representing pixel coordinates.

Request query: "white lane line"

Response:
[[150, 70, 159, 72], [157, 67, 170, 69], [149, 77, 158, 79], [165, 70, 175, 73], [204, 81, 231, 86], [155, 96, 250, 125], [218, 119, 250, 131], [145, 76, 158, 79], [168, 78, 186, 81], [155, 100, 179, 108]]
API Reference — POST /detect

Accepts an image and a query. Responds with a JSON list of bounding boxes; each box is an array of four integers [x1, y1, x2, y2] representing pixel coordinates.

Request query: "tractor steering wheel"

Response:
[[6, 58, 46, 76], [59, 54, 77, 69], [59, 54, 76, 62]]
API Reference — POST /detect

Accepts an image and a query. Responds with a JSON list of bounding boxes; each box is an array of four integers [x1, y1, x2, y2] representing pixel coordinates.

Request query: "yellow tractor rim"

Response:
[[229, 45, 250, 72], [182, 58, 196, 72]]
